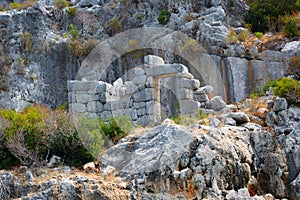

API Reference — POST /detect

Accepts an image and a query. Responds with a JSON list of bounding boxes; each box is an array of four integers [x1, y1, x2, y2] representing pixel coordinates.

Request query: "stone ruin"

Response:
[[68, 55, 216, 126]]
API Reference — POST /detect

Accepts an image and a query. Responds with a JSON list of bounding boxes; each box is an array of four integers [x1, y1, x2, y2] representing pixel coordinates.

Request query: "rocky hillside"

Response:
[[0, 95, 300, 199]]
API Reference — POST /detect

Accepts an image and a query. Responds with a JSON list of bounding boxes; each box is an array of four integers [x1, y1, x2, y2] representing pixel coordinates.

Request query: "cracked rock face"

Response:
[[101, 104, 300, 199]]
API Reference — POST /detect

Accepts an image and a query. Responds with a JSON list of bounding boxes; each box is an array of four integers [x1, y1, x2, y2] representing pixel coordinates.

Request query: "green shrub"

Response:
[[66, 7, 77, 17], [67, 23, 79, 39], [283, 17, 300, 38], [56, 102, 68, 111], [9, 2, 22, 9], [273, 78, 300, 104], [251, 78, 300, 105], [54, 0, 69, 9], [255, 32, 263, 40], [0, 106, 95, 168], [238, 30, 249, 42], [245, 0, 300, 32], [67, 38, 98, 58], [99, 116, 133, 144], [108, 18, 122, 35], [158, 9, 171, 25], [136, 14, 144, 20], [9, 0, 36, 10], [225, 29, 238, 44]]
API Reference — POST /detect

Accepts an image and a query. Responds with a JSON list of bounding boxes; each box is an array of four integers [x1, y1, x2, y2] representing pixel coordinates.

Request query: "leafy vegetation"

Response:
[[66, 7, 77, 18], [283, 16, 300, 38], [251, 78, 300, 105], [99, 116, 133, 144], [108, 18, 122, 35], [9, 0, 36, 10], [254, 32, 263, 40], [158, 9, 171, 25], [245, 0, 300, 33], [225, 29, 238, 44], [54, 0, 69, 9]]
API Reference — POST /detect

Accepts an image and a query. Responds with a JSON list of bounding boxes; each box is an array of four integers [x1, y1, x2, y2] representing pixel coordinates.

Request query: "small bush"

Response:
[[9, 3, 22, 9], [66, 7, 77, 18], [0, 106, 95, 168], [108, 18, 122, 35], [54, 0, 69, 10], [9, 0, 36, 10], [273, 78, 300, 104], [255, 32, 263, 40], [238, 29, 249, 42], [67, 38, 98, 58], [289, 56, 300, 80], [283, 16, 300, 38], [21, 31, 33, 52], [99, 116, 133, 144], [225, 29, 238, 44], [251, 78, 300, 105], [158, 9, 171, 25], [136, 14, 143, 20]]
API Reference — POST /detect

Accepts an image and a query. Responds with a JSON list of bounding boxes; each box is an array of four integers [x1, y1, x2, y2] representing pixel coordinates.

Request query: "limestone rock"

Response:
[[206, 96, 227, 111], [47, 155, 62, 168], [273, 98, 288, 112], [229, 112, 250, 124], [83, 162, 95, 173]]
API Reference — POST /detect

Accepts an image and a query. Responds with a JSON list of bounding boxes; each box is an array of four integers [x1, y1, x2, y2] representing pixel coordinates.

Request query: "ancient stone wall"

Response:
[[68, 55, 211, 126]]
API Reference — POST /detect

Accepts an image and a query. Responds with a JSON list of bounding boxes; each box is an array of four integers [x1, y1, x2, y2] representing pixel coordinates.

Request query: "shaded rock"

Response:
[[206, 96, 227, 111], [229, 112, 250, 124]]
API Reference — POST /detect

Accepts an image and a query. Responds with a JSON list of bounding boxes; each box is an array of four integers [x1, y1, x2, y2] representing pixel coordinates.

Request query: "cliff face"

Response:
[[0, 0, 296, 110]]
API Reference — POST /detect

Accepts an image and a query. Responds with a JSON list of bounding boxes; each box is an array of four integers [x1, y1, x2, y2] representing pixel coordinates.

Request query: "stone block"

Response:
[[67, 81, 100, 92], [133, 75, 147, 85], [205, 96, 226, 111], [133, 102, 146, 109], [179, 100, 199, 114], [68, 92, 76, 103], [101, 111, 112, 121], [100, 92, 113, 103], [177, 89, 194, 100], [266, 61, 286, 80], [124, 82, 138, 95], [87, 101, 103, 113], [251, 60, 268, 88], [134, 68, 145, 76], [111, 98, 129, 110], [146, 101, 161, 115], [76, 94, 98, 104], [104, 102, 112, 111], [194, 93, 209, 102], [135, 115, 160, 127], [137, 108, 146, 116], [145, 64, 186, 77], [70, 103, 86, 113], [225, 57, 249, 102], [144, 55, 165, 66], [258, 50, 287, 62], [133, 88, 155, 102], [177, 78, 200, 89]]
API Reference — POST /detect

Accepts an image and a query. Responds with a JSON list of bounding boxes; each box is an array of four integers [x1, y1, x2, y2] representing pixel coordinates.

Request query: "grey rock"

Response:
[[225, 57, 249, 102], [225, 117, 236, 126], [258, 50, 287, 62], [266, 112, 278, 127], [133, 88, 154, 102], [229, 112, 250, 124], [210, 117, 221, 127], [282, 41, 300, 57], [144, 55, 164, 66], [273, 98, 288, 112], [206, 96, 226, 111], [47, 155, 62, 168]]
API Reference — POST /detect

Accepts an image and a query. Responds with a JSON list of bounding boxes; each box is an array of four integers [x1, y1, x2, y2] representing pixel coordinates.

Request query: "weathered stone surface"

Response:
[[133, 88, 154, 102], [282, 41, 300, 57], [229, 112, 250, 124], [177, 78, 200, 89], [258, 50, 287, 62], [273, 98, 288, 112], [206, 96, 226, 111], [69, 103, 86, 113], [47, 155, 62, 168], [144, 55, 164, 66]]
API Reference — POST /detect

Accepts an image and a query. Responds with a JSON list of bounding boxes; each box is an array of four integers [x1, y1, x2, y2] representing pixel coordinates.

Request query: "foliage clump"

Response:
[[9, 0, 36, 10], [0, 106, 95, 168], [245, 0, 300, 33], [251, 78, 300, 105], [107, 17, 122, 35], [289, 56, 300, 80], [158, 9, 171, 25], [21, 31, 33, 52], [53, 0, 69, 10]]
